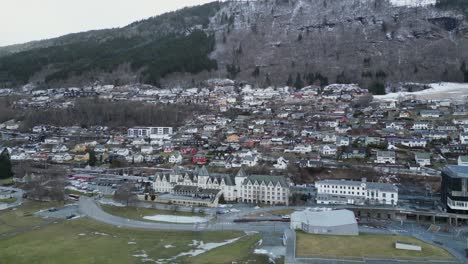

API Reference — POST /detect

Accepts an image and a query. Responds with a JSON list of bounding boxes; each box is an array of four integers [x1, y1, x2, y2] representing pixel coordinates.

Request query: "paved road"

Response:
[[0, 186, 23, 210], [79, 197, 289, 232]]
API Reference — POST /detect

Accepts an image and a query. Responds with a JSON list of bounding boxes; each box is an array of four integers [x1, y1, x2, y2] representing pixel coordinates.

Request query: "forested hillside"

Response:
[[0, 0, 467, 89]]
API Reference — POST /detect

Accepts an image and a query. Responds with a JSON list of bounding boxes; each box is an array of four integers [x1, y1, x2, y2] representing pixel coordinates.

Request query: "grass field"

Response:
[[0, 197, 17, 203], [101, 204, 205, 222], [0, 201, 269, 263], [296, 232, 454, 261], [0, 200, 65, 235], [0, 177, 13, 186]]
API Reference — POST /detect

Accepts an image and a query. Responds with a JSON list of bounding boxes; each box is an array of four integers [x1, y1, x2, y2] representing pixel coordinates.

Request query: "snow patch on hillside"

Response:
[[390, 0, 436, 7], [374, 82, 468, 101]]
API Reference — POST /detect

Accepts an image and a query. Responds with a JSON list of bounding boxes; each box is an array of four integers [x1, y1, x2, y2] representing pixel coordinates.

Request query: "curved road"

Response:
[[79, 197, 289, 232]]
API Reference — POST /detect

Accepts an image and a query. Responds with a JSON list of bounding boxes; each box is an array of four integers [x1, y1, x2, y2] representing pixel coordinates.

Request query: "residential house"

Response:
[[336, 136, 351, 147], [169, 152, 183, 164], [386, 122, 405, 130], [51, 144, 69, 153], [192, 153, 207, 165], [274, 157, 289, 170], [415, 152, 431, 167], [376, 151, 396, 164], [400, 138, 427, 148], [320, 144, 338, 156], [341, 147, 367, 159], [412, 121, 431, 130], [460, 133, 468, 144], [420, 110, 441, 118]]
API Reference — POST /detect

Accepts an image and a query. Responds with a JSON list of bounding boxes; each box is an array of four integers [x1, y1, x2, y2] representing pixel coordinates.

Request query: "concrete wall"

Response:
[[303, 223, 359, 236]]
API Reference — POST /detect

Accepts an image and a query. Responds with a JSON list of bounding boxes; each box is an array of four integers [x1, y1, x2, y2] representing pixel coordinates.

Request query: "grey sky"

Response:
[[0, 0, 214, 47]]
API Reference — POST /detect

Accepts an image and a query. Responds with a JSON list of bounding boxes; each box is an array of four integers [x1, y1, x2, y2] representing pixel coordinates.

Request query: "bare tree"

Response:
[[114, 182, 138, 206]]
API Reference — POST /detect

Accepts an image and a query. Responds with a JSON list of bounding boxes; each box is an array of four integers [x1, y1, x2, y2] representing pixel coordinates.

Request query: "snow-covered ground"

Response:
[[389, 0, 436, 7], [143, 214, 210, 224], [374, 82, 468, 102], [155, 237, 242, 263]]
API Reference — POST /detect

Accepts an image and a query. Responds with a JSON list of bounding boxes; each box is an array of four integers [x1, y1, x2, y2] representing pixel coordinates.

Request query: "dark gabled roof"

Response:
[[243, 175, 289, 187], [236, 168, 247, 178], [198, 165, 210, 177]]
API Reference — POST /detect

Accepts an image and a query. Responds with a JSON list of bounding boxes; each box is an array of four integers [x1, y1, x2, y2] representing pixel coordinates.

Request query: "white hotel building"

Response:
[[316, 178, 398, 206], [153, 166, 291, 205]]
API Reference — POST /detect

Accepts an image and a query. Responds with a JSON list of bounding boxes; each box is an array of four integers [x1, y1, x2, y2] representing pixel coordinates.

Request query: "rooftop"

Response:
[[444, 165, 468, 178], [291, 209, 357, 227]]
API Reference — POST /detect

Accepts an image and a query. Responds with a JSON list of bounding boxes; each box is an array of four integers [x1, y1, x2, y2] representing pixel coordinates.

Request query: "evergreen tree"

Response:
[[286, 74, 293, 86], [297, 33, 303, 41], [0, 149, 13, 180], [88, 149, 97, 167], [294, 73, 303, 89]]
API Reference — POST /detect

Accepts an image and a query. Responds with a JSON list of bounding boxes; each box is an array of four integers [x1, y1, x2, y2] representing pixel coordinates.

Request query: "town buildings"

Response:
[[153, 166, 291, 205], [315, 178, 398, 206]]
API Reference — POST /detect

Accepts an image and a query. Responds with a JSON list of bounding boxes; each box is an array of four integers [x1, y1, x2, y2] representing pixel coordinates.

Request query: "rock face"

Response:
[[0, 0, 467, 88], [206, 0, 468, 87]]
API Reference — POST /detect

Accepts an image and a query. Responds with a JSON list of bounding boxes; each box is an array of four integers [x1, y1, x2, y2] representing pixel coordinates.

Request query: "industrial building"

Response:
[[290, 209, 359, 236], [442, 165, 468, 214]]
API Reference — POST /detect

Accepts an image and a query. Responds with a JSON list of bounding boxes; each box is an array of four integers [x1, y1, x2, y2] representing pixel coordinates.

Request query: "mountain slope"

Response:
[[0, 0, 467, 89]]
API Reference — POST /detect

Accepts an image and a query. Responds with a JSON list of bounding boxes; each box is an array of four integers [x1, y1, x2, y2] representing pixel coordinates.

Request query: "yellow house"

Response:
[[74, 153, 90, 162], [226, 134, 240, 143], [72, 144, 87, 153]]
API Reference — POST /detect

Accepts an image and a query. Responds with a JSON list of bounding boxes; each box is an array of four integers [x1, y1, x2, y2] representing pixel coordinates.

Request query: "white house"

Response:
[[169, 152, 183, 164], [415, 152, 431, 167], [376, 151, 396, 164], [460, 133, 468, 144], [336, 136, 351, 147], [400, 138, 427, 148], [141, 145, 154, 155], [322, 133, 337, 143], [274, 157, 289, 170], [412, 122, 431, 130], [285, 144, 312, 154], [386, 122, 405, 130], [320, 144, 337, 156]]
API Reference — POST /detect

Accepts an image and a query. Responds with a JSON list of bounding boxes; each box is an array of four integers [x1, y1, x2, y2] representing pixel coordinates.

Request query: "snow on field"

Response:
[[156, 237, 242, 264], [174, 237, 241, 257], [98, 199, 125, 207], [143, 214, 210, 223], [374, 83, 468, 102]]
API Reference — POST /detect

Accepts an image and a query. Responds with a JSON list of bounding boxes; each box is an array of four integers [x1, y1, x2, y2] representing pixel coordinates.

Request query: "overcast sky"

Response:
[[0, 0, 214, 47]]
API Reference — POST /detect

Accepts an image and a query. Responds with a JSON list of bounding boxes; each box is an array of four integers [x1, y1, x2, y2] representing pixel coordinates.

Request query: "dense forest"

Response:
[[0, 98, 209, 129], [0, 2, 221, 87], [0, 30, 217, 87]]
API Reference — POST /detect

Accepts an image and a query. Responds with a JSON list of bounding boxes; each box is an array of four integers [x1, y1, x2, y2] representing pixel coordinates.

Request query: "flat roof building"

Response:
[[442, 165, 468, 214], [291, 209, 358, 236]]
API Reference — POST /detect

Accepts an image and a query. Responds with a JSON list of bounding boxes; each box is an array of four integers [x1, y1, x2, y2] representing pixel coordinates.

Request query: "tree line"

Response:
[[0, 98, 208, 129]]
